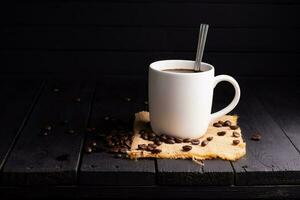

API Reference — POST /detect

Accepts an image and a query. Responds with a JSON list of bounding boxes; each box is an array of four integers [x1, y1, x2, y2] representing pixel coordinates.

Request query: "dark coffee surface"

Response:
[[162, 69, 201, 73]]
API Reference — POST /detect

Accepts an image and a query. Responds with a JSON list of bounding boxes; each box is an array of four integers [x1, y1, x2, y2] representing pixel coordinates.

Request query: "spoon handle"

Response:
[[194, 24, 209, 72]]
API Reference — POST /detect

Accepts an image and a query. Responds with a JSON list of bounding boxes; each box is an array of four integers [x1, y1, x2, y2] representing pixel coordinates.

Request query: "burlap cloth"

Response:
[[128, 111, 246, 161]]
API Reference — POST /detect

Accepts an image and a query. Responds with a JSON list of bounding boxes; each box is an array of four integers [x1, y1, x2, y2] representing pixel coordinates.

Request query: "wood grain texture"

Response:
[[1, 81, 95, 185], [1, 51, 300, 77], [0, 81, 42, 170], [229, 87, 300, 185], [2, 27, 299, 52], [1, 2, 299, 27], [79, 77, 156, 185]]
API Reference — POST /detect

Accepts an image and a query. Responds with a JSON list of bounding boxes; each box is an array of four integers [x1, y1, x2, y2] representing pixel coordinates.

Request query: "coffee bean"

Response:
[[40, 131, 49, 136], [75, 97, 81, 103], [154, 140, 162, 146], [175, 137, 183, 143], [232, 140, 240, 145], [217, 131, 226, 136], [165, 139, 175, 144], [141, 133, 149, 140], [232, 131, 240, 138], [148, 143, 157, 149], [152, 148, 162, 154], [223, 120, 232, 127], [148, 132, 156, 138], [213, 122, 223, 127], [191, 139, 200, 145], [45, 125, 52, 131], [201, 140, 209, 147], [139, 129, 146, 134], [138, 144, 147, 150], [159, 134, 167, 141], [119, 148, 128, 154], [182, 145, 192, 152], [109, 147, 120, 153], [62, 120, 69, 125], [85, 146, 93, 153], [53, 88, 60, 92], [67, 129, 75, 134], [207, 136, 213, 141], [230, 125, 239, 130], [218, 120, 224, 125], [104, 116, 110, 121], [146, 145, 155, 151], [183, 138, 191, 143], [166, 135, 175, 140], [124, 97, 131, 102], [251, 133, 261, 141], [125, 139, 131, 148]]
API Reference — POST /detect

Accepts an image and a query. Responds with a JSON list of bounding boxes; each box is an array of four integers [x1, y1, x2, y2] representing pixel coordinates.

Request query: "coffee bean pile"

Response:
[[105, 129, 133, 154], [138, 143, 162, 154], [214, 120, 242, 145]]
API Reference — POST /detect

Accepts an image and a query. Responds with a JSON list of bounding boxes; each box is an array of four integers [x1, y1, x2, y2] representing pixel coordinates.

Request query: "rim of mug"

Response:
[[149, 60, 214, 76]]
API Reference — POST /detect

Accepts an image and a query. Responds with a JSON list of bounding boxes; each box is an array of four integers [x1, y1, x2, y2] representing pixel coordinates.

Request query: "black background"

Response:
[[1, 0, 300, 79]]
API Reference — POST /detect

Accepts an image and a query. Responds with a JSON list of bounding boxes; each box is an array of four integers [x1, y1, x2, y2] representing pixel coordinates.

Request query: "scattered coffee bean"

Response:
[[124, 97, 131, 102], [201, 140, 209, 147], [75, 97, 81, 103], [213, 122, 223, 127], [183, 138, 191, 143], [191, 139, 200, 145], [138, 144, 147, 150], [53, 88, 60, 92], [232, 140, 240, 145], [66, 129, 75, 134], [223, 120, 232, 127], [175, 137, 183, 143], [165, 139, 175, 144], [232, 131, 240, 138], [41, 131, 49, 136], [90, 141, 97, 150], [230, 125, 239, 130], [152, 148, 162, 154], [85, 146, 93, 153], [104, 116, 110, 121], [207, 136, 213, 141], [251, 133, 261, 141], [218, 120, 224, 125], [182, 145, 192, 152], [217, 131, 226, 136], [45, 125, 52, 131], [109, 147, 120, 153], [154, 140, 162, 146], [119, 148, 128, 154]]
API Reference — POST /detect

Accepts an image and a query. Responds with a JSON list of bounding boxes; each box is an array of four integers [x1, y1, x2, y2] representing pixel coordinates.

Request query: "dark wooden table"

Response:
[[0, 77, 299, 199]]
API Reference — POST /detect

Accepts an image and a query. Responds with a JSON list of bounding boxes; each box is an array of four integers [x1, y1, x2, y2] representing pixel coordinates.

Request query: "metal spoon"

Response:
[[194, 24, 209, 72]]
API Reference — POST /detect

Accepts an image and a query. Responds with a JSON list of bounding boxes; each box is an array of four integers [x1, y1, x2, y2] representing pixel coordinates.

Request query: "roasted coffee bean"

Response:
[[191, 139, 200, 145], [154, 140, 162, 146], [53, 88, 60, 92], [67, 129, 75, 134], [75, 97, 81, 102], [213, 122, 223, 127], [119, 148, 128, 154], [201, 140, 209, 147], [107, 140, 115, 147], [148, 143, 157, 149], [85, 146, 93, 153], [90, 141, 97, 147], [183, 138, 191, 143], [104, 116, 110, 121], [62, 120, 69, 125], [207, 136, 213, 141], [159, 134, 167, 141], [232, 131, 240, 138], [45, 125, 52, 131], [125, 140, 131, 148], [148, 132, 156, 138], [230, 125, 239, 130], [251, 133, 261, 141], [232, 140, 240, 145], [165, 139, 175, 144], [40, 131, 49, 136], [217, 131, 226, 136], [166, 135, 175, 140], [109, 147, 120, 153], [141, 133, 149, 140], [152, 148, 162, 154], [139, 129, 146, 134], [175, 137, 183, 143], [124, 97, 131, 102], [218, 120, 224, 125], [182, 145, 192, 152], [223, 120, 232, 127], [146, 145, 155, 151], [138, 144, 147, 150]]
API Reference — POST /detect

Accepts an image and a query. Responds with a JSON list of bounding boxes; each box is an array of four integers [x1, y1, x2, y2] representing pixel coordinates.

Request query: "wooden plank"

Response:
[[1, 51, 300, 77], [1, 185, 300, 199], [1, 2, 299, 27], [79, 77, 156, 185], [228, 86, 300, 185], [1, 81, 95, 185], [0, 80, 42, 170], [2, 27, 300, 52]]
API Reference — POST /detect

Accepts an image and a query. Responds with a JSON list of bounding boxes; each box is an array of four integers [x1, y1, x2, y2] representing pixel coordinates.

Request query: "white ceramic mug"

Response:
[[149, 60, 240, 139]]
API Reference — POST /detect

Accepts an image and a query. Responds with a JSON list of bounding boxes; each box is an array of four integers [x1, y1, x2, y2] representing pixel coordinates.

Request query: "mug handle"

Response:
[[210, 75, 241, 122]]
